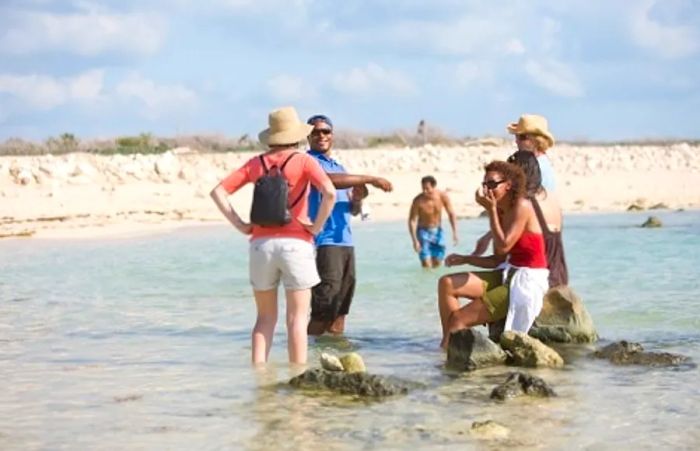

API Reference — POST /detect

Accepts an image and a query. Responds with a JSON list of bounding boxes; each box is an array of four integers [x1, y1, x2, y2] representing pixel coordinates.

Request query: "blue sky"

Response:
[[0, 0, 699, 141]]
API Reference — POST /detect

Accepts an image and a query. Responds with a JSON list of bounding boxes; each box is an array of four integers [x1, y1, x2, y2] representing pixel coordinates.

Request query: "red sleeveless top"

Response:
[[509, 231, 547, 268]]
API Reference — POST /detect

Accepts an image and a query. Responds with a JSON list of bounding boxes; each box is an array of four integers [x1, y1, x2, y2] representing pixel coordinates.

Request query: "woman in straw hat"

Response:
[[210, 106, 336, 364], [507, 114, 557, 192], [437, 160, 550, 348]]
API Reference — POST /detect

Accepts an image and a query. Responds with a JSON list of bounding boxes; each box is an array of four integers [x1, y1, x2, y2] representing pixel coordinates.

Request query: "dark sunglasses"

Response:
[[516, 134, 531, 140], [310, 129, 332, 137], [482, 179, 506, 190]]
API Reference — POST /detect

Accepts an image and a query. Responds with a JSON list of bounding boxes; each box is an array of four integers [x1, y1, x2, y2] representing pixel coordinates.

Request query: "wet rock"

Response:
[[490, 372, 556, 401], [529, 286, 598, 343], [500, 331, 564, 368], [339, 352, 366, 373], [320, 352, 343, 372], [446, 329, 506, 371], [469, 420, 510, 440], [626, 203, 645, 211], [592, 341, 690, 366], [640, 216, 662, 228], [288, 368, 414, 397]]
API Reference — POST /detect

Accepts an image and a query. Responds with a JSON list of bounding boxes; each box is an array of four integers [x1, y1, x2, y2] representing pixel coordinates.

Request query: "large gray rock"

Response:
[[592, 341, 690, 367], [500, 331, 564, 368], [288, 368, 415, 397], [529, 286, 598, 343], [446, 329, 506, 371], [490, 372, 556, 401]]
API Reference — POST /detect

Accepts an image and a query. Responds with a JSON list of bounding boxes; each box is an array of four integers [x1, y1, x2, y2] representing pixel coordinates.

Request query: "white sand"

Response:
[[2, 143, 699, 239]]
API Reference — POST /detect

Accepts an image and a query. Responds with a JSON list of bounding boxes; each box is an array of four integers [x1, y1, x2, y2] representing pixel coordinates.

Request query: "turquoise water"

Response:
[[1, 211, 699, 449]]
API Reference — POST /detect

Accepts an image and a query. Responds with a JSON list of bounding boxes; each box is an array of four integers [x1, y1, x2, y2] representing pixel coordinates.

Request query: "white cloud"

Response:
[[332, 63, 416, 97], [504, 39, 526, 55], [454, 61, 491, 87], [0, 70, 104, 110], [378, 16, 515, 56], [115, 73, 198, 118], [629, 0, 699, 59], [0, 10, 165, 56], [266, 74, 314, 102], [524, 59, 584, 98]]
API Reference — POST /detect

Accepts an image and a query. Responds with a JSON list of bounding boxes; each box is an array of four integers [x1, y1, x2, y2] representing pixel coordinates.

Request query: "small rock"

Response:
[[592, 341, 690, 366], [469, 420, 510, 440], [649, 202, 669, 210], [490, 372, 556, 401], [320, 353, 344, 372], [626, 203, 644, 211], [288, 368, 414, 397], [500, 331, 564, 368], [640, 216, 662, 228], [446, 329, 507, 371], [340, 352, 366, 373]]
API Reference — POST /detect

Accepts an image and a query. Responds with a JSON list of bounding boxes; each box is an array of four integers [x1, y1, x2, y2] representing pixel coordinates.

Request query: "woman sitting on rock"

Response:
[[437, 160, 550, 348]]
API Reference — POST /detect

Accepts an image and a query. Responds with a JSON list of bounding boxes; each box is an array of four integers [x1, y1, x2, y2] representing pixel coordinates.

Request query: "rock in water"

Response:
[[500, 331, 564, 368], [288, 368, 414, 397], [592, 341, 690, 366], [446, 329, 506, 371], [320, 352, 344, 371], [340, 352, 366, 373], [490, 372, 556, 401], [469, 420, 510, 440], [529, 286, 598, 343], [640, 216, 662, 228]]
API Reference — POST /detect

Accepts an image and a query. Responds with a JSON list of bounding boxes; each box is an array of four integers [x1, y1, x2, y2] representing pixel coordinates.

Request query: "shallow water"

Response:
[[1, 211, 699, 449]]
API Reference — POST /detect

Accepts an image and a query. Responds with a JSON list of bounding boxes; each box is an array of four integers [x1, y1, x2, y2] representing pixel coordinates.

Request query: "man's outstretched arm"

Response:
[[327, 173, 393, 192]]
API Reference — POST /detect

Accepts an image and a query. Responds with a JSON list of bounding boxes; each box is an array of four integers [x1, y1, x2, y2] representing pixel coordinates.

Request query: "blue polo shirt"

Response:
[[307, 150, 353, 247]]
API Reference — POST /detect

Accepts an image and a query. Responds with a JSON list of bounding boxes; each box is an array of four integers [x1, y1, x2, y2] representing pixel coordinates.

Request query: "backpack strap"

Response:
[[281, 153, 307, 208], [279, 152, 298, 173], [289, 184, 307, 209], [530, 197, 551, 234], [258, 155, 269, 174]]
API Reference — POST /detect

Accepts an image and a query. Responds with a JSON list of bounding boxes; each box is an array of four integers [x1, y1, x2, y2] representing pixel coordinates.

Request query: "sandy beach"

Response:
[[2, 142, 699, 239]]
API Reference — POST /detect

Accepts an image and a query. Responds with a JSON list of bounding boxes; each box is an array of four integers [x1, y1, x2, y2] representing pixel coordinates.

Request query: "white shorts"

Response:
[[249, 238, 320, 291]]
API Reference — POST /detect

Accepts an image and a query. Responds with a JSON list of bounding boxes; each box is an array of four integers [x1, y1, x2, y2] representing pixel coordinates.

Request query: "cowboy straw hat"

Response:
[[507, 114, 555, 148], [258, 106, 313, 146]]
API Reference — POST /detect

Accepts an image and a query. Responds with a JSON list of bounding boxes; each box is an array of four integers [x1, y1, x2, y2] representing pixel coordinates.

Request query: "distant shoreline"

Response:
[[2, 143, 699, 240]]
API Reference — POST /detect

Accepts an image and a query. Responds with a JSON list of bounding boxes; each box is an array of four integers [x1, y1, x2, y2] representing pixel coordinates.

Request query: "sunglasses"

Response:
[[310, 129, 332, 137], [482, 179, 507, 190], [515, 134, 531, 141]]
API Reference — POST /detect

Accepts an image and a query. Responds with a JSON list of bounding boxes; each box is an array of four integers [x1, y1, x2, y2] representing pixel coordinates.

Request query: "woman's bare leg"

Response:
[[437, 272, 486, 345], [446, 298, 493, 337], [285, 288, 311, 364], [252, 289, 278, 364]]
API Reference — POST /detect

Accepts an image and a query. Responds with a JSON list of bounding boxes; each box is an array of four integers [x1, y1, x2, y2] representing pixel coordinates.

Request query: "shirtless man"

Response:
[[408, 176, 458, 268]]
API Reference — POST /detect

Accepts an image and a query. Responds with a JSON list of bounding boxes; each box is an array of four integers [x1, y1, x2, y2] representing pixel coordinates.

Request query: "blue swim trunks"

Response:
[[417, 227, 446, 261]]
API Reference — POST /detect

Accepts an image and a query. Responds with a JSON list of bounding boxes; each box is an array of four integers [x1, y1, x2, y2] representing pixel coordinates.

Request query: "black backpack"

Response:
[[250, 153, 307, 227]]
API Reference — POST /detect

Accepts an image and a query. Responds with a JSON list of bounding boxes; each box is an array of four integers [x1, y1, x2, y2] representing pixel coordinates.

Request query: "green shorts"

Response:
[[474, 269, 515, 322]]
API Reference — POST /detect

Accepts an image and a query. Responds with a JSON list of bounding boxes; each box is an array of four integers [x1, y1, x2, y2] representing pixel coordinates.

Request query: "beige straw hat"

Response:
[[507, 114, 555, 147], [258, 106, 313, 146]]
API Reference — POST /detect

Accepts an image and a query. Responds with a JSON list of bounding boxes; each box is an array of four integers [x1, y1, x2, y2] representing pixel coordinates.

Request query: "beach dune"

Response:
[[1, 143, 699, 239]]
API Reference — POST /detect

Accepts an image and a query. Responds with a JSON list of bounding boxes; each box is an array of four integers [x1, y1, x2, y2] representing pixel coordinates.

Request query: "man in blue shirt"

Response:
[[305, 114, 393, 336]]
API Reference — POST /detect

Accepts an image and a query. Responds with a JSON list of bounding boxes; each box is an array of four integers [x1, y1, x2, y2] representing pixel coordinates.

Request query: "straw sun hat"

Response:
[[507, 114, 555, 148], [258, 106, 313, 146]]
